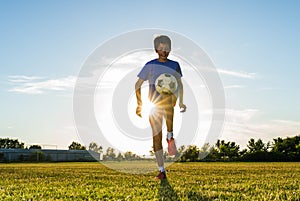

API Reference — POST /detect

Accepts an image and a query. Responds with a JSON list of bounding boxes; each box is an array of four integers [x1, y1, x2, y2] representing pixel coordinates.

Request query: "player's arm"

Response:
[[177, 78, 187, 112], [135, 78, 144, 117]]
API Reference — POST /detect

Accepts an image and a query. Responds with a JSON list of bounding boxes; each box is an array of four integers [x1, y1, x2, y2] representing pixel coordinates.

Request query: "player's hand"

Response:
[[179, 103, 187, 113], [136, 105, 142, 117]]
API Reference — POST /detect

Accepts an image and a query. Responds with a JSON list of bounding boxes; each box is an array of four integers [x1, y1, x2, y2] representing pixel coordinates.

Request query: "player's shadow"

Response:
[[158, 179, 212, 201], [186, 191, 212, 201], [158, 178, 180, 201]]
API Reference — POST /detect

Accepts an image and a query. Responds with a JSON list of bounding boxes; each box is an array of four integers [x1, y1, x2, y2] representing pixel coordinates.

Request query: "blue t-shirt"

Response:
[[137, 59, 182, 103]]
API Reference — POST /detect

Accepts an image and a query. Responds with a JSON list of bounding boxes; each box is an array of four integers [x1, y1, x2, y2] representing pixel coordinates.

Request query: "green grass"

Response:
[[0, 162, 299, 200]]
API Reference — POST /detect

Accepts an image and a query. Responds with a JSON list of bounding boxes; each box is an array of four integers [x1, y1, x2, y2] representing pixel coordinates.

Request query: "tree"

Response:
[[206, 146, 219, 161], [68, 142, 86, 150], [247, 138, 269, 153], [29, 145, 42, 149], [296, 142, 300, 153], [88, 142, 102, 153], [99, 145, 103, 153], [242, 138, 271, 161], [215, 140, 240, 161], [177, 145, 185, 154], [272, 136, 300, 153], [176, 145, 185, 157], [105, 147, 116, 160], [149, 149, 155, 157], [124, 151, 134, 160], [0, 138, 25, 149], [89, 142, 98, 151], [116, 152, 124, 161], [198, 143, 211, 160], [271, 135, 300, 161], [180, 145, 200, 162]]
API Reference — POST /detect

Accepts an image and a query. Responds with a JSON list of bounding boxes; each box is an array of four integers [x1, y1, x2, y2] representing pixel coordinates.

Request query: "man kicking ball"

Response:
[[135, 35, 186, 180]]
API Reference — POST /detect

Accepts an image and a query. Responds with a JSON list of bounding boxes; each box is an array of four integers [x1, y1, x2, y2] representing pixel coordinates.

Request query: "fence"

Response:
[[0, 149, 100, 162]]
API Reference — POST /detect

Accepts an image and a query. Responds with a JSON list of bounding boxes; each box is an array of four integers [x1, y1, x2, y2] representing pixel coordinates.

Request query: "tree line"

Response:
[[178, 135, 300, 162], [68, 141, 143, 161], [1, 134, 299, 162]]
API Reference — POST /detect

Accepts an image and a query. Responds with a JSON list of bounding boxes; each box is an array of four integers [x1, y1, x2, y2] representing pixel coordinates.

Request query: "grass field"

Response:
[[0, 162, 299, 200]]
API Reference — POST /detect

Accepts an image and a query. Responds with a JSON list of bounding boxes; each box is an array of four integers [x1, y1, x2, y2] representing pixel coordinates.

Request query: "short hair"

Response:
[[154, 35, 171, 50]]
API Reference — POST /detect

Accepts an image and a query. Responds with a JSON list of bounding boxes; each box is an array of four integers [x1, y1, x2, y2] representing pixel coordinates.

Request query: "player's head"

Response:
[[154, 35, 171, 53], [154, 35, 171, 62]]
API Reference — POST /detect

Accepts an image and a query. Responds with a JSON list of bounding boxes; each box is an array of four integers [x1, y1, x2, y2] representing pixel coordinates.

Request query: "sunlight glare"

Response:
[[128, 85, 152, 129]]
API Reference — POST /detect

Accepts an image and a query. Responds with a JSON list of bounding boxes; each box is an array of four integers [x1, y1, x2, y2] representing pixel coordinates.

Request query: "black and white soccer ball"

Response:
[[155, 73, 178, 94]]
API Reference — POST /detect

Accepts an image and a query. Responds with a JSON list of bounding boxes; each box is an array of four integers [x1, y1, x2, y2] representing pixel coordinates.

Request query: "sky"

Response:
[[0, 0, 300, 154]]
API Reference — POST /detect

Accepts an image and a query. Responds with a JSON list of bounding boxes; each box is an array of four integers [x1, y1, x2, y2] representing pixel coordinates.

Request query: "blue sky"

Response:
[[1, 0, 300, 151]]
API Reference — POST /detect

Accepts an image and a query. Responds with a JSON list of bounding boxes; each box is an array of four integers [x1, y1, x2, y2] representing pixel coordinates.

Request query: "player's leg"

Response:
[[163, 94, 174, 140], [149, 107, 166, 179], [165, 105, 174, 133], [164, 104, 177, 157], [149, 107, 163, 151]]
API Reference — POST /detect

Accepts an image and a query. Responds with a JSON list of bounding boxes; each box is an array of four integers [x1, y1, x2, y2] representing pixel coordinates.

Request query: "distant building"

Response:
[[0, 149, 100, 162]]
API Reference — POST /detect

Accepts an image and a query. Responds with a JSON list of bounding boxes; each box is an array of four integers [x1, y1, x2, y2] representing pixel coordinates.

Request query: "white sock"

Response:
[[167, 132, 173, 140], [159, 166, 165, 172], [155, 149, 164, 169]]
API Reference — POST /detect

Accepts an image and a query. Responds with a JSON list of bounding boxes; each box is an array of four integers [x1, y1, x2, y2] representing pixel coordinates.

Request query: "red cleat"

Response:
[[155, 171, 166, 180], [167, 137, 177, 157]]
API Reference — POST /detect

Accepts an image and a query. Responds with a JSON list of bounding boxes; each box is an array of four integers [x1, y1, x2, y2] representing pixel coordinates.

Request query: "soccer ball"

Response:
[[155, 73, 178, 94]]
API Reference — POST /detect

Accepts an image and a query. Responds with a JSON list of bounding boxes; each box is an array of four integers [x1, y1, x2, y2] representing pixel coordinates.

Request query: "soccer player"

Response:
[[135, 35, 186, 180]]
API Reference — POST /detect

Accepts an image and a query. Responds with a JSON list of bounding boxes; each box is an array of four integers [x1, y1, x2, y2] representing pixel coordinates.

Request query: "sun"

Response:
[[128, 85, 157, 128], [141, 99, 156, 116]]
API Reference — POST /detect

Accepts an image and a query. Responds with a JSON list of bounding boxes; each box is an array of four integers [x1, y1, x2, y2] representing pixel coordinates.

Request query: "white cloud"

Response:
[[8, 75, 44, 82], [221, 108, 300, 148], [272, 119, 300, 126], [257, 87, 281, 92], [217, 68, 256, 79], [224, 85, 245, 89], [8, 75, 76, 94], [225, 108, 259, 122], [114, 50, 155, 65]]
